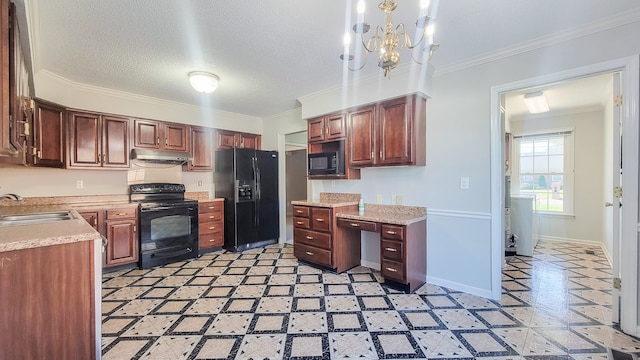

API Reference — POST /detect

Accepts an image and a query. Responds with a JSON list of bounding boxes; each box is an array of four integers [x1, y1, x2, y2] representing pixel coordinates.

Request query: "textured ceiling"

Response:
[[21, 0, 640, 118]]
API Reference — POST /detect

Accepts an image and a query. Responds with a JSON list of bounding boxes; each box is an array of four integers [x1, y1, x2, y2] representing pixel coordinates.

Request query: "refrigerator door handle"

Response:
[[253, 156, 261, 200]]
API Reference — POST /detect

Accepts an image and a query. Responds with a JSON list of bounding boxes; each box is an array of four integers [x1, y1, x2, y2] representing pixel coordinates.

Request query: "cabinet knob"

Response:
[[384, 247, 397, 252], [385, 267, 397, 272]]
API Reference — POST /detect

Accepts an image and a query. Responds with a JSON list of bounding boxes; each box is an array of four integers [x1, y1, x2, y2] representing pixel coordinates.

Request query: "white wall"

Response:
[[603, 95, 615, 258], [509, 109, 606, 244]]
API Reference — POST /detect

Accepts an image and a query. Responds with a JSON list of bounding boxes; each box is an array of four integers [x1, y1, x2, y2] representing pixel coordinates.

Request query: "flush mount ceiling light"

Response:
[[188, 71, 219, 93], [523, 91, 550, 114], [340, 0, 439, 78]]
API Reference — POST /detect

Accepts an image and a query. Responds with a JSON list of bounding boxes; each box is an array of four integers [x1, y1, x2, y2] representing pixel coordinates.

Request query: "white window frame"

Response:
[[511, 129, 575, 216]]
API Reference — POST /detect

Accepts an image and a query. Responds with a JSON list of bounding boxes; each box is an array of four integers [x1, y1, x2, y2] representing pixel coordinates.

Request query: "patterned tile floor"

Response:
[[101, 240, 640, 359]]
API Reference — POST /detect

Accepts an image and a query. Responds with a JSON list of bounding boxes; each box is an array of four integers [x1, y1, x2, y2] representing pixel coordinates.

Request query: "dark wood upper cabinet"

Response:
[[133, 119, 187, 152], [215, 129, 261, 150], [307, 113, 346, 143], [0, 0, 9, 157], [32, 99, 65, 167], [347, 94, 426, 168], [347, 105, 376, 167], [186, 125, 214, 171], [68, 110, 130, 169]]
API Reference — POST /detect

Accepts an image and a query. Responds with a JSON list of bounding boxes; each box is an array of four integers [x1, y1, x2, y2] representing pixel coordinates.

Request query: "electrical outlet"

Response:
[[198, 180, 203, 186], [376, 194, 382, 204], [76, 180, 84, 189], [460, 177, 470, 190]]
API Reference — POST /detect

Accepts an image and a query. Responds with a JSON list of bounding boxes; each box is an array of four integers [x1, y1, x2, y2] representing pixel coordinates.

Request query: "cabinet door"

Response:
[[164, 123, 188, 151], [307, 117, 325, 142], [240, 133, 260, 149], [325, 113, 346, 140], [216, 130, 237, 149], [378, 97, 413, 165], [347, 105, 376, 167], [105, 219, 138, 266], [68, 111, 102, 167], [133, 119, 160, 149], [187, 126, 214, 171], [0, 0, 10, 156], [79, 211, 100, 230], [102, 115, 130, 168], [32, 99, 65, 167]]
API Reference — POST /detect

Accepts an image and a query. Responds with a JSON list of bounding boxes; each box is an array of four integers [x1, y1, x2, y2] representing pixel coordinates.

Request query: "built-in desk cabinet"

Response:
[[293, 204, 360, 272]]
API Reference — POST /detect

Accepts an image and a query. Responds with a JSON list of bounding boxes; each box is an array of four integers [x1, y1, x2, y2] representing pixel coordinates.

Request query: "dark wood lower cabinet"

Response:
[[0, 240, 97, 360], [79, 206, 138, 268]]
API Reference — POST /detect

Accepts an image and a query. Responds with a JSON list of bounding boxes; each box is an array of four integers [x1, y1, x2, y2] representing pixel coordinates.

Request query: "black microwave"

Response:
[[308, 151, 345, 175]]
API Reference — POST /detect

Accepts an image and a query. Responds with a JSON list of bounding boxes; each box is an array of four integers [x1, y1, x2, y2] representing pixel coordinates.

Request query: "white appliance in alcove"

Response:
[[510, 195, 537, 256]]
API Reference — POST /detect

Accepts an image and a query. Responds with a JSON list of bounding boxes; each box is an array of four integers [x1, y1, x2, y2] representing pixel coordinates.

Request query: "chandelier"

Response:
[[340, 0, 439, 78]]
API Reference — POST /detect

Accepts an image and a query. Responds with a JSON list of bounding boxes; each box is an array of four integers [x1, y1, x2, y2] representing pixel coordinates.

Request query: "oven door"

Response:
[[138, 203, 199, 268]]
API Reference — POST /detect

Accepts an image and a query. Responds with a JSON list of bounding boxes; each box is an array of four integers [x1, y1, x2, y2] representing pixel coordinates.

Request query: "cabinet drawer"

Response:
[[293, 217, 310, 229], [311, 208, 332, 231], [199, 232, 224, 249], [381, 224, 404, 240], [106, 208, 137, 220], [199, 201, 223, 213], [294, 228, 331, 250], [337, 218, 380, 232], [381, 259, 405, 282], [199, 211, 223, 223], [294, 243, 332, 268], [381, 239, 404, 262], [293, 206, 310, 218], [199, 220, 223, 235]]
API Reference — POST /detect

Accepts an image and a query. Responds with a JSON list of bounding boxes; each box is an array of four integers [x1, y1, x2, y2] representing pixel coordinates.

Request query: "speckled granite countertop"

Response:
[[337, 204, 427, 225], [0, 205, 101, 253], [291, 192, 360, 208]]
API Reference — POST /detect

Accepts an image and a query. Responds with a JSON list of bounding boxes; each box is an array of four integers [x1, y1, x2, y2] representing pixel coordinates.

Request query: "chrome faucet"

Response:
[[0, 194, 23, 201]]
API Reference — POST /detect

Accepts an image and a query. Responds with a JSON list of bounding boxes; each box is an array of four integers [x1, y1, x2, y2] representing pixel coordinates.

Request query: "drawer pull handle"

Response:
[[209, 239, 215, 242], [208, 206, 216, 209], [386, 231, 397, 235], [350, 223, 360, 227], [385, 267, 397, 272], [209, 226, 216, 230], [117, 212, 127, 216], [296, 210, 303, 213], [384, 247, 397, 252], [209, 216, 215, 219], [305, 236, 314, 240], [296, 221, 303, 225], [305, 251, 314, 256], [316, 218, 325, 222]]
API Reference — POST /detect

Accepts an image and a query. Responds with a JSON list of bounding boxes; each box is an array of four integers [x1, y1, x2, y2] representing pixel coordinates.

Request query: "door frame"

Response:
[[489, 55, 639, 335], [277, 128, 309, 245]]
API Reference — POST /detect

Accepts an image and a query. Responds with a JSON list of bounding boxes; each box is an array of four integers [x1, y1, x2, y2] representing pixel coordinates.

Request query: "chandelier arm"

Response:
[[348, 49, 370, 71]]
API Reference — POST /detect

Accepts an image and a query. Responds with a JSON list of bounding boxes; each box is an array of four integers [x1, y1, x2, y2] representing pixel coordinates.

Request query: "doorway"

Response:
[[284, 131, 308, 243], [490, 56, 639, 336]]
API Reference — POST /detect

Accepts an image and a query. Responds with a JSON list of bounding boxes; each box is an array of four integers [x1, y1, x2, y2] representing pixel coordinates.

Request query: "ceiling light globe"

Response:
[[188, 71, 219, 93]]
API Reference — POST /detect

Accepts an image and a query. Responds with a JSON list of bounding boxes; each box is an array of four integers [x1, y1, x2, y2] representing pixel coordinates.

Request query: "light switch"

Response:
[[460, 177, 470, 190]]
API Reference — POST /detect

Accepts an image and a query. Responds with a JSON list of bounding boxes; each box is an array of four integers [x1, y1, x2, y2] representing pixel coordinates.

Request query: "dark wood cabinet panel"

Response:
[[347, 105, 376, 166], [164, 123, 188, 151], [198, 200, 224, 251], [307, 117, 325, 142], [186, 126, 213, 171], [0, 0, 9, 156], [378, 97, 414, 166], [133, 119, 160, 148], [32, 99, 65, 167], [102, 115, 130, 167], [68, 111, 101, 167], [133, 119, 187, 151], [105, 219, 137, 266], [0, 241, 96, 360], [215, 129, 261, 150], [68, 111, 130, 169], [307, 113, 346, 143]]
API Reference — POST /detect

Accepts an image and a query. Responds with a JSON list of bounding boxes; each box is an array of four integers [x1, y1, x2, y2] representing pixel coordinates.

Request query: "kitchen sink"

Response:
[[0, 211, 75, 226]]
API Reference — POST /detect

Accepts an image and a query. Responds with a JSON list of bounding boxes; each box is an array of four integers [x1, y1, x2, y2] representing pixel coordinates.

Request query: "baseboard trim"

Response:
[[361, 259, 380, 271], [426, 275, 494, 299]]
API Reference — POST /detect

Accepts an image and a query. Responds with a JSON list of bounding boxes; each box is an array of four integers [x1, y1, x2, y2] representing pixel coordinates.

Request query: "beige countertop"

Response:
[[337, 205, 427, 225], [0, 205, 101, 253], [291, 199, 359, 208]]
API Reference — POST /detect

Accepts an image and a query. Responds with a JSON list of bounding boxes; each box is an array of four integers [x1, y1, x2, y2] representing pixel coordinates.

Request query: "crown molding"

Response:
[[435, 8, 640, 76]]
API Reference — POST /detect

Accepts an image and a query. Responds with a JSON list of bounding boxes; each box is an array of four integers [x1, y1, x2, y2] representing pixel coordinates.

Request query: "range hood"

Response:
[[130, 149, 192, 164]]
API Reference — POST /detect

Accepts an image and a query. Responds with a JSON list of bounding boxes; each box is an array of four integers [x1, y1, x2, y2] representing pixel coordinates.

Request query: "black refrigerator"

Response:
[[214, 148, 279, 252]]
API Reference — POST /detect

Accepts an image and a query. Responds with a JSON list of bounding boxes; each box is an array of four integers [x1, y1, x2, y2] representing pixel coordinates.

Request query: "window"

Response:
[[513, 131, 574, 214]]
